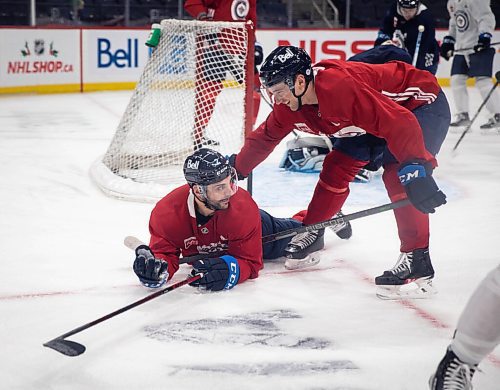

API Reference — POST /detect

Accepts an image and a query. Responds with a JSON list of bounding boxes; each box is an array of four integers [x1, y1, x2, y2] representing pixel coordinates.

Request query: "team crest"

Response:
[[184, 236, 198, 249]]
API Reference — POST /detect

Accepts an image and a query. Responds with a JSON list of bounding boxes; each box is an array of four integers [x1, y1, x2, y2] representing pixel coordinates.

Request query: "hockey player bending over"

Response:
[[279, 44, 414, 183], [229, 45, 451, 299], [132, 148, 318, 292]]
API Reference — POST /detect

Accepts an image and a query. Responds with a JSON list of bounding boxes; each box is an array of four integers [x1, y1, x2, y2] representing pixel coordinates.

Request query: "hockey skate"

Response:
[[284, 229, 324, 270], [429, 347, 476, 390], [450, 113, 471, 127], [479, 113, 500, 132], [329, 211, 352, 240], [375, 247, 436, 299]]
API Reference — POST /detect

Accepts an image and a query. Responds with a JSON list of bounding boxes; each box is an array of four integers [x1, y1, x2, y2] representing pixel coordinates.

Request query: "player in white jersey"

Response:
[[429, 264, 500, 389], [441, 0, 500, 130]]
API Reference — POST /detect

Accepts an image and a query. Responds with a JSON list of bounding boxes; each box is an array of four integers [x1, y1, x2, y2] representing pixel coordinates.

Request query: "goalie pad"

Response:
[[279, 135, 373, 183], [279, 136, 332, 172]]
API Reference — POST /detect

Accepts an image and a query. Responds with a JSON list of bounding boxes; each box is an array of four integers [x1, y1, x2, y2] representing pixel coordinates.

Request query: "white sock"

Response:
[[451, 74, 469, 114], [451, 264, 500, 365]]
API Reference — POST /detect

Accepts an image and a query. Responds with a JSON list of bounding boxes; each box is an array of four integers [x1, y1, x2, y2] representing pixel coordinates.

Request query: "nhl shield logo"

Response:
[[34, 39, 45, 55], [201, 227, 209, 234]]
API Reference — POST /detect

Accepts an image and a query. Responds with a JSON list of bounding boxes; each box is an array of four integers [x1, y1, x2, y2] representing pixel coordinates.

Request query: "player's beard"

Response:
[[206, 196, 231, 210]]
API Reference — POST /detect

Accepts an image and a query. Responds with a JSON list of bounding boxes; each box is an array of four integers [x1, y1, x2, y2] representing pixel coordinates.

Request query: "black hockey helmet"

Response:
[[398, 0, 419, 9], [183, 148, 232, 186], [259, 46, 313, 90]]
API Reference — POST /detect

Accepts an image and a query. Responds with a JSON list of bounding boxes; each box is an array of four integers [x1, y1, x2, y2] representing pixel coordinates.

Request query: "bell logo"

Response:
[[277, 48, 294, 63], [186, 159, 199, 170]]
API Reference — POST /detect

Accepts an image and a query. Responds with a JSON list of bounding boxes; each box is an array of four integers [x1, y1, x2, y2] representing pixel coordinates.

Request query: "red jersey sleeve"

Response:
[[315, 69, 436, 166], [235, 106, 294, 176], [184, 0, 208, 19]]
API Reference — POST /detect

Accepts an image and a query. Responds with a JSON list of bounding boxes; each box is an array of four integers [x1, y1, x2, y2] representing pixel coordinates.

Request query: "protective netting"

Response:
[[90, 19, 250, 202]]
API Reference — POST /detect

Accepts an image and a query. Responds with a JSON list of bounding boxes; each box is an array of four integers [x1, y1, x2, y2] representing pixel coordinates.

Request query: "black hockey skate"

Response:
[[480, 113, 500, 130], [283, 228, 324, 270], [429, 347, 476, 390], [449, 113, 471, 127], [329, 211, 352, 240], [375, 247, 436, 299]]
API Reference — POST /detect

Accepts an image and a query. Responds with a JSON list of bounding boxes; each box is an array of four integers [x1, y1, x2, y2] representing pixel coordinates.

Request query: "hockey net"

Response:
[[90, 19, 254, 202]]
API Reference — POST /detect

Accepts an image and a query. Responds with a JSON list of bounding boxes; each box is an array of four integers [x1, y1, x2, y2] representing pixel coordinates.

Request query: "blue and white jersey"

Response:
[[447, 0, 496, 54]]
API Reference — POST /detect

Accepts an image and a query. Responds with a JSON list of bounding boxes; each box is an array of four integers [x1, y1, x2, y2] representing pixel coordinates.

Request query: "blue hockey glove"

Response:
[[474, 32, 492, 52], [374, 31, 391, 46], [440, 36, 455, 60], [189, 256, 240, 292], [398, 161, 447, 214], [133, 245, 169, 288]]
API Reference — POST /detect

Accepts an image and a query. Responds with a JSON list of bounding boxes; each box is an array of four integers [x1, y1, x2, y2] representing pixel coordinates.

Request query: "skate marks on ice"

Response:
[[145, 309, 358, 376], [144, 309, 331, 349], [169, 360, 357, 376]]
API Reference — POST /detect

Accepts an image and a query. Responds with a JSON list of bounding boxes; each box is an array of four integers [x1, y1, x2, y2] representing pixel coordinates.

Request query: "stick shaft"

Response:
[[46, 274, 201, 342], [454, 41, 500, 53], [412, 29, 423, 66], [261, 199, 411, 243], [453, 80, 500, 151]]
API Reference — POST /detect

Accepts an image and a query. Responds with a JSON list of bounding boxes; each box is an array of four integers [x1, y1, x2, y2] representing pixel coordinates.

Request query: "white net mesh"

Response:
[[90, 19, 250, 202]]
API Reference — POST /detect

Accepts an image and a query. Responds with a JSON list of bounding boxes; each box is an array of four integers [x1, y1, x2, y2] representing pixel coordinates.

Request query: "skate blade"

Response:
[[284, 254, 321, 270], [376, 278, 436, 300]]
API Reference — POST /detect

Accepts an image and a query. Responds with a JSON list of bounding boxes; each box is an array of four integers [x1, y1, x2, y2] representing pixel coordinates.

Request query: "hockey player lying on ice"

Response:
[[132, 148, 352, 292], [229, 44, 451, 299]]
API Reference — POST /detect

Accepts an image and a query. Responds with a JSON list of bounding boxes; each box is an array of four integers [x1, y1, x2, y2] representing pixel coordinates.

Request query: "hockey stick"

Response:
[[125, 199, 411, 265], [43, 269, 201, 356], [453, 41, 500, 54], [261, 198, 410, 243], [412, 25, 425, 67], [452, 70, 500, 152]]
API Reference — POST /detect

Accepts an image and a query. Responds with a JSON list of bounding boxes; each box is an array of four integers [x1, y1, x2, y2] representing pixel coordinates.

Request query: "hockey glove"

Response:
[[189, 256, 240, 292], [398, 161, 447, 214], [474, 32, 492, 52], [227, 154, 247, 180], [133, 245, 169, 288], [440, 36, 455, 60], [374, 31, 391, 46]]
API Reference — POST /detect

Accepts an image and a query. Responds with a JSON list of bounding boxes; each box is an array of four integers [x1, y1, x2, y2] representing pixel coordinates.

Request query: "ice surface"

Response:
[[0, 87, 499, 389]]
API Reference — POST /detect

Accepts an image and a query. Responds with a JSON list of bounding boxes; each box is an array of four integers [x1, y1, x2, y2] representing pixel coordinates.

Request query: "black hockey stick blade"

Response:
[[43, 338, 86, 357]]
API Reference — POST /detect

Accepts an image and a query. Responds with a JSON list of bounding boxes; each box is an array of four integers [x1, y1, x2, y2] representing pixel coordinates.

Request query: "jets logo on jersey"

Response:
[[231, 0, 250, 20], [454, 10, 469, 33]]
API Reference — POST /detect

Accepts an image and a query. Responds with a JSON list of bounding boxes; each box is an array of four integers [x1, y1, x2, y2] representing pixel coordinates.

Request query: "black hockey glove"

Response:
[[133, 245, 169, 288], [189, 256, 240, 292], [440, 36, 455, 61], [474, 32, 492, 52], [374, 31, 391, 46], [227, 154, 248, 180], [398, 161, 447, 214]]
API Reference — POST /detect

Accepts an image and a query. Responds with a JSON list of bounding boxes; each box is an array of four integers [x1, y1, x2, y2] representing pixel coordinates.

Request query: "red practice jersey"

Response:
[[148, 184, 263, 284], [184, 0, 257, 26], [235, 59, 441, 176]]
